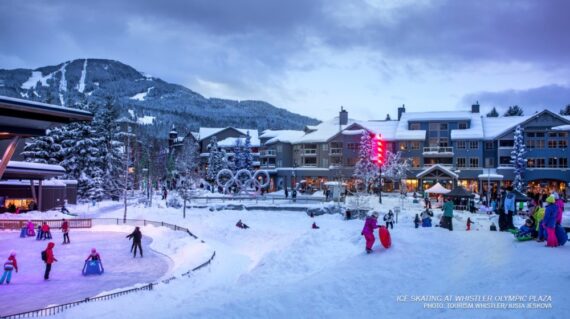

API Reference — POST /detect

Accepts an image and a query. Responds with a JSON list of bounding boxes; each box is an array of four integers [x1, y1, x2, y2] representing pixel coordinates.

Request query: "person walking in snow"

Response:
[[284, 187, 289, 199], [361, 211, 379, 253], [466, 217, 474, 231], [61, 219, 70, 244], [43, 242, 57, 280], [126, 227, 143, 257], [414, 214, 421, 229], [384, 210, 394, 229], [442, 198, 454, 231], [0, 251, 18, 285]]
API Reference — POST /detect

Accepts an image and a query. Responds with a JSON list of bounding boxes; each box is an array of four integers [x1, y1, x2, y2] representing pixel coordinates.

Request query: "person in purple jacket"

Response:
[[543, 195, 559, 247], [361, 211, 380, 254]]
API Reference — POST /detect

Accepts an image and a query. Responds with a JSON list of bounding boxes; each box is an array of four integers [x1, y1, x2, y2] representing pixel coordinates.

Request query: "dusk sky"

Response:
[[1, 0, 569, 121]]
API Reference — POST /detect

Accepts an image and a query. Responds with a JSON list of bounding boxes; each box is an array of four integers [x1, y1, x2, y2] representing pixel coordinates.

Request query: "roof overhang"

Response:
[[0, 95, 93, 139], [1, 161, 65, 180]]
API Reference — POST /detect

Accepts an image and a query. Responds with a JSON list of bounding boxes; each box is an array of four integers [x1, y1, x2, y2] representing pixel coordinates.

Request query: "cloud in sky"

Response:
[[1, 0, 569, 120]]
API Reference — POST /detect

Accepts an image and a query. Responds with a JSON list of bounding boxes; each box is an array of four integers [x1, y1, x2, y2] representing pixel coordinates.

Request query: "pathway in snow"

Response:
[[0, 230, 169, 316]]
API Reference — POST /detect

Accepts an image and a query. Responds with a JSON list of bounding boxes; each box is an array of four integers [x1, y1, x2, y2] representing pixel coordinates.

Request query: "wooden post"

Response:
[[38, 179, 43, 212], [0, 136, 20, 180], [30, 179, 38, 206]]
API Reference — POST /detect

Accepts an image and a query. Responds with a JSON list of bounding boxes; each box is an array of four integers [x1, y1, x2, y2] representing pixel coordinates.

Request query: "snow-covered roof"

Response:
[[218, 136, 260, 147], [355, 120, 399, 141], [6, 161, 65, 172], [450, 114, 484, 140], [0, 179, 67, 186], [478, 173, 504, 180], [395, 112, 427, 140], [264, 130, 306, 144], [198, 127, 258, 142], [0, 95, 92, 117], [482, 116, 531, 140], [416, 164, 459, 179], [553, 125, 570, 131], [295, 117, 354, 144]]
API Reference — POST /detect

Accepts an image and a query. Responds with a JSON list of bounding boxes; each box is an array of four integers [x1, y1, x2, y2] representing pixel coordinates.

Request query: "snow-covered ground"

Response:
[[1, 195, 569, 318]]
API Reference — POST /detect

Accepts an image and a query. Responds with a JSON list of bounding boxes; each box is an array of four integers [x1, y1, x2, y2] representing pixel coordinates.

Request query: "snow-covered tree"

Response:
[[353, 132, 379, 192], [486, 107, 499, 117], [176, 139, 200, 218], [504, 105, 524, 116], [22, 127, 64, 165], [382, 151, 410, 191], [510, 125, 526, 192], [207, 137, 226, 182], [560, 104, 570, 116], [242, 131, 254, 171]]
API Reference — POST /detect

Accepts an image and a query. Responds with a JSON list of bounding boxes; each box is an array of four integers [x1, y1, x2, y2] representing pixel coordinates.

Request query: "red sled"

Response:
[[379, 226, 391, 249]]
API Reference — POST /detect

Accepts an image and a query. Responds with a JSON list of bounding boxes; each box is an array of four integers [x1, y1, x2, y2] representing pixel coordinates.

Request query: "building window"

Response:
[[440, 123, 448, 131], [276, 145, 283, 152], [499, 156, 511, 166], [411, 157, 421, 168], [559, 140, 568, 148], [469, 158, 479, 168], [485, 141, 494, 150], [322, 158, 328, 167], [527, 140, 545, 149], [411, 141, 420, 150], [303, 157, 317, 166], [484, 157, 494, 168], [457, 158, 466, 168], [429, 123, 440, 131], [400, 143, 408, 151], [347, 143, 359, 151], [547, 158, 568, 168], [499, 140, 514, 147], [322, 144, 328, 151], [439, 138, 449, 147], [456, 141, 466, 149], [277, 160, 283, 167], [528, 158, 545, 168], [410, 123, 421, 130], [458, 122, 468, 129], [548, 158, 557, 168], [560, 158, 568, 167], [469, 141, 478, 149]]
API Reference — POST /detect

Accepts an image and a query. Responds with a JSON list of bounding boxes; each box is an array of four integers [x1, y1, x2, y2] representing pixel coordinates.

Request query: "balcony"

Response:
[[329, 148, 343, 156], [259, 150, 276, 157], [423, 146, 454, 157], [302, 149, 318, 156]]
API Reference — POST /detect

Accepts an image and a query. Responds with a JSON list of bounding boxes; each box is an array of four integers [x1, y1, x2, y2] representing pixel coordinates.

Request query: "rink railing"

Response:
[[187, 195, 326, 204], [0, 219, 91, 230], [0, 218, 216, 319]]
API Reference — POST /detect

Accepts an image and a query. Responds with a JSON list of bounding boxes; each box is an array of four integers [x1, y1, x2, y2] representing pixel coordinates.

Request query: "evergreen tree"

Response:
[[231, 138, 243, 172], [353, 132, 379, 192], [176, 139, 200, 218], [510, 125, 526, 192], [486, 107, 499, 117], [21, 127, 64, 165], [92, 99, 125, 199], [504, 105, 524, 116], [207, 137, 226, 181], [560, 104, 570, 115]]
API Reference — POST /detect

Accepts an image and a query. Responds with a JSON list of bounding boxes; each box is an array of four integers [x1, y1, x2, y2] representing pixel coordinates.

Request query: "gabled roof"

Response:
[[263, 130, 306, 145], [416, 164, 459, 179], [198, 127, 259, 143], [294, 117, 354, 144], [488, 110, 570, 140]]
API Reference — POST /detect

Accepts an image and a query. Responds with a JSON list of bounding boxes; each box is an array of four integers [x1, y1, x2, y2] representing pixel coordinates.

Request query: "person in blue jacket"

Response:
[[543, 195, 559, 247]]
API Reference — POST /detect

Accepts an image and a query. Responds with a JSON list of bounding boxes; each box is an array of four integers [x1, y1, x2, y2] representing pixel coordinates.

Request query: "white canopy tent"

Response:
[[425, 182, 451, 194]]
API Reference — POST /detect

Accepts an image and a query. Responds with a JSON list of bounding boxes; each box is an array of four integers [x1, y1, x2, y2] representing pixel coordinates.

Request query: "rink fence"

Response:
[[0, 218, 216, 319]]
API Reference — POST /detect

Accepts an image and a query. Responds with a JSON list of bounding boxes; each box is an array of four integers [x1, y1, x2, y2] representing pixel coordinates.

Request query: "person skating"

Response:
[[0, 251, 18, 285], [543, 195, 559, 247], [361, 211, 379, 253], [126, 227, 143, 257], [384, 210, 394, 229], [43, 242, 57, 280], [61, 219, 70, 244], [236, 219, 250, 229], [414, 214, 420, 229], [442, 198, 454, 231], [466, 217, 474, 231]]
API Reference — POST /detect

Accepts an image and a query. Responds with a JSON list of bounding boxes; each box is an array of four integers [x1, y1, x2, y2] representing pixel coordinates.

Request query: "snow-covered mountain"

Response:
[[0, 59, 319, 136]]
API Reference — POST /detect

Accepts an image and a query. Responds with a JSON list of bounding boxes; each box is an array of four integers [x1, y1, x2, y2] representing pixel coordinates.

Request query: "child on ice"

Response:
[[0, 251, 18, 285], [86, 248, 101, 261]]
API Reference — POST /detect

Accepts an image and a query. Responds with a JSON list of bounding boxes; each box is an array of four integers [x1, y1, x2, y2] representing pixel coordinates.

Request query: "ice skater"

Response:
[[43, 242, 57, 280], [126, 227, 143, 257], [61, 219, 70, 244], [0, 251, 18, 285]]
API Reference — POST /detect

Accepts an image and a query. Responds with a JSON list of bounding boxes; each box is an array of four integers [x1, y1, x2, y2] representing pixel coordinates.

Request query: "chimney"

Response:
[[471, 101, 480, 113], [398, 104, 406, 120], [339, 106, 348, 126]]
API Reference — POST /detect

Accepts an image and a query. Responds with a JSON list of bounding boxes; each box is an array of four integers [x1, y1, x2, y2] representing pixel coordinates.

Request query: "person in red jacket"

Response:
[[85, 248, 101, 262], [43, 242, 57, 280], [466, 217, 474, 231], [0, 251, 18, 284], [61, 219, 70, 244], [41, 222, 52, 240]]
